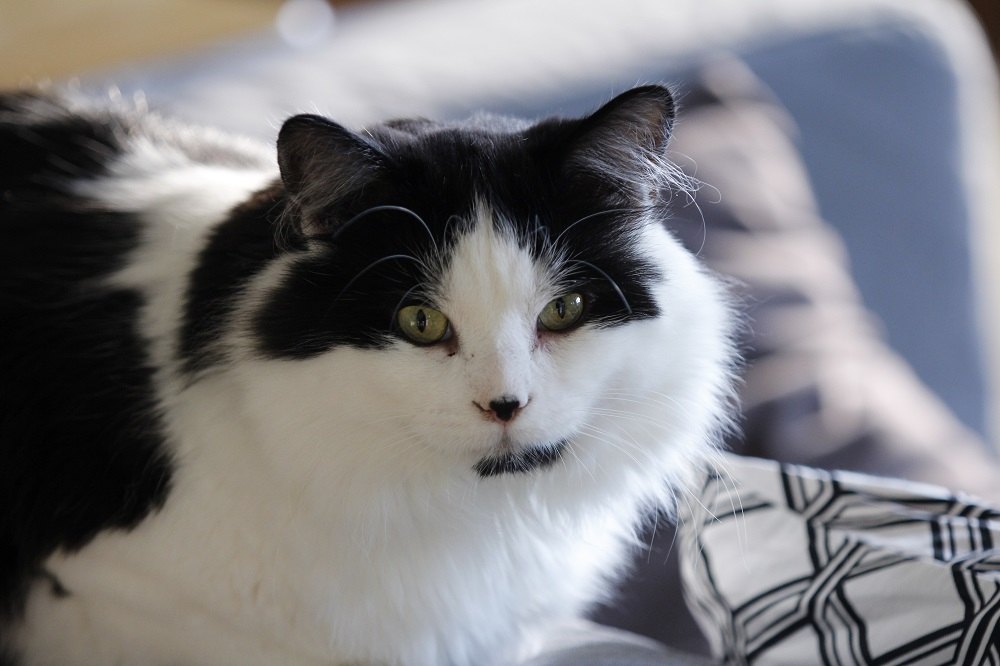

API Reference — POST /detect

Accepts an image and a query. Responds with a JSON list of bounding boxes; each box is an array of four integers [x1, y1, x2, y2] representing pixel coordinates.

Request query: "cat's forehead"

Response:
[[355, 125, 570, 247], [376, 120, 544, 191], [438, 204, 552, 313]]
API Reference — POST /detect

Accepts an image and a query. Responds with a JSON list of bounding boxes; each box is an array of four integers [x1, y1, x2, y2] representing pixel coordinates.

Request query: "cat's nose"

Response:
[[477, 396, 525, 423], [489, 398, 521, 422]]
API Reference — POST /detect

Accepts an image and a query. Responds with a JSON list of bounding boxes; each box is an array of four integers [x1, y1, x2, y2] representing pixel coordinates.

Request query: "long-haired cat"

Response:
[[0, 85, 734, 665]]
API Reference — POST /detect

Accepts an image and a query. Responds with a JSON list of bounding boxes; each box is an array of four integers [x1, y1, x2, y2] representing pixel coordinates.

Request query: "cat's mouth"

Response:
[[472, 439, 569, 478]]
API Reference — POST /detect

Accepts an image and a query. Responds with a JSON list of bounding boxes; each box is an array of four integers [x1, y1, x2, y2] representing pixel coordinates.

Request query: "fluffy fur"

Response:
[[0, 86, 735, 665]]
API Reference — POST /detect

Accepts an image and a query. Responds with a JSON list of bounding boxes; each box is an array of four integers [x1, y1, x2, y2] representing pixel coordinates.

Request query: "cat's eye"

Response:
[[397, 305, 451, 345], [538, 293, 585, 332]]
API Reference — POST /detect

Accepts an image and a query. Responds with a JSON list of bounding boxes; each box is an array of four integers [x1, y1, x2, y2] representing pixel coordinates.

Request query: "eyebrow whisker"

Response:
[[565, 259, 633, 315]]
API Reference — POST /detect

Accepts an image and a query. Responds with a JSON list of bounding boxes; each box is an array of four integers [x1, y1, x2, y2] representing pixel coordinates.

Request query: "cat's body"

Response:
[[0, 87, 734, 665]]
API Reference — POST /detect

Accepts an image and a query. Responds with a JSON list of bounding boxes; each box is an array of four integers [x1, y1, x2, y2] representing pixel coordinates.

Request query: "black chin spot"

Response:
[[473, 440, 568, 478]]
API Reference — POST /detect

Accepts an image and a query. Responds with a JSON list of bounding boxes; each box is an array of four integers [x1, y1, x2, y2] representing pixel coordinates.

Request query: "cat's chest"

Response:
[[20, 414, 626, 666]]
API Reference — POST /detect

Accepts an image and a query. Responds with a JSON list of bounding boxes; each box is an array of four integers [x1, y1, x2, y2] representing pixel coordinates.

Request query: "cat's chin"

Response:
[[472, 439, 569, 478]]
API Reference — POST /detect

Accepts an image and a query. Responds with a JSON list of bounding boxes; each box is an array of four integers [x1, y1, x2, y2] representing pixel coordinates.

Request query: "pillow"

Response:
[[680, 454, 1000, 664], [518, 620, 712, 666]]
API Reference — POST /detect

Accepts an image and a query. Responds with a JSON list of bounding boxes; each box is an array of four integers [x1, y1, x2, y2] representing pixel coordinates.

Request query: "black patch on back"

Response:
[[0, 92, 122, 194], [0, 96, 173, 627]]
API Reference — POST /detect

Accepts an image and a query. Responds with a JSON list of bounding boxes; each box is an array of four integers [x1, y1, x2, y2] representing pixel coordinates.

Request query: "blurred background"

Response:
[[1, 0, 996, 86], [3, 0, 274, 87]]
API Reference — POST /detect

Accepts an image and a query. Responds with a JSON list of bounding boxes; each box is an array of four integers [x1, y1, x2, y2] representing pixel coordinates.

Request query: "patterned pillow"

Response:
[[680, 454, 1000, 665]]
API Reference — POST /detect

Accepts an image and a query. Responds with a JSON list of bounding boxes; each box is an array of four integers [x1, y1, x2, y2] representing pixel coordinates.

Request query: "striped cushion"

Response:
[[681, 455, 1000, 665]]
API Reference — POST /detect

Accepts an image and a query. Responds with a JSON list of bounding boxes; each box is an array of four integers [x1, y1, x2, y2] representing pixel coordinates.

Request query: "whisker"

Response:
[[561, 442, 596, 482], [388, 283, 426, 330], [602, 396, 685, 413], [443, 213, 467, 239], [601, 389, 691, 412], [705, 451, 750, 558], [331, 205, 439, 253], [578, 423, 656, 469], [551, 208, 630, 249], [588, 400, 688, 425], [332, 253, 424, 304], [565, 259, 632, 315]]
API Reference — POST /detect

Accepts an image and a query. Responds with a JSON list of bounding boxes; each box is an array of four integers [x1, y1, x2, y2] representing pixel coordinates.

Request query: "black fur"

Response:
[[0, 96, 172, 636], [0, 91, 122, 194], [179, 184, 286, 375], [252, 87, 671, 362], [473, 440, 569, 478]]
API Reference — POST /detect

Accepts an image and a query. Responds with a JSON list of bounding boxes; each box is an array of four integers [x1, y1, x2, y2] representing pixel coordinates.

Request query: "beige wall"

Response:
[[0, 0, 281, 88]]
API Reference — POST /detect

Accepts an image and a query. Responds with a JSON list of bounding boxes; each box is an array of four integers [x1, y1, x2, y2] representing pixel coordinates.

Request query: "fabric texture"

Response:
[[681, 454, 1000, 665], [519, 621, 712, 666]]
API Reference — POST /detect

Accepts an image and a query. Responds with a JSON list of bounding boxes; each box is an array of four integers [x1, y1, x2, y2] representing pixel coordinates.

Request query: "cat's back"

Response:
[[0, 90, 275, 630], [0, 89, 167, 633], [1, 91, 140, 295], [0, 90, 274, 287]]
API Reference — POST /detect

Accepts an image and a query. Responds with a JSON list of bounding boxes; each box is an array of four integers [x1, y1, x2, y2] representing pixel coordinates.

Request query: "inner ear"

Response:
[[277, 114, 386, 235], [561, 86, 677, 200]]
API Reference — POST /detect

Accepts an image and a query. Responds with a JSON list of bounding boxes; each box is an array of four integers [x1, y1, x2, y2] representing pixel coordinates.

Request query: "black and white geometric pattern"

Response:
[[679, 455, 1000, 665]]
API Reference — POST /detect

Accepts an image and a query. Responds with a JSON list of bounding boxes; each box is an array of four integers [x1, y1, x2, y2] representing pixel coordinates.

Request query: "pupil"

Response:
[[416, 309, 427, 332], [555, 298, 566, 318]]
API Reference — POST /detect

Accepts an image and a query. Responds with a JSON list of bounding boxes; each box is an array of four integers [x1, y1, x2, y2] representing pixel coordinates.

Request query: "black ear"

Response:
[[277, 114, 385, 233], [564, 85, 677, 200]]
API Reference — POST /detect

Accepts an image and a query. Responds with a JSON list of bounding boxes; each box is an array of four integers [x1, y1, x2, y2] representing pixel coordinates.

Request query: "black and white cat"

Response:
[[0, 86, 734, 665]]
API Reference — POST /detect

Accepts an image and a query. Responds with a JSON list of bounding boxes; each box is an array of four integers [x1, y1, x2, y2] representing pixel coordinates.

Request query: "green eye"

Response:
[[538, 293, 585, 331], [397, 305, 451, 345]]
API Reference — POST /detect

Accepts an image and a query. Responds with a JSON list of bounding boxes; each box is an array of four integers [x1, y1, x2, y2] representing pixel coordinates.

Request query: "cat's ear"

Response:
[[277, 114, 385, 234], [563, 86, 677, 201]]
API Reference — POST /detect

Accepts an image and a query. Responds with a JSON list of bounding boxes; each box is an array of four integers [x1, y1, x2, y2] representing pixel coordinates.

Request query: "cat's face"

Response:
[[367, 207, 653, 477], [234, 87, 730, 488], [403, 209, 719, 480]]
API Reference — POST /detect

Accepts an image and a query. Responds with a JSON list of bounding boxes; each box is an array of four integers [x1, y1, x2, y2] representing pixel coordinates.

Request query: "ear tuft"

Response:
[[565, 85, 681, 201], [277, 114, 385, 234]]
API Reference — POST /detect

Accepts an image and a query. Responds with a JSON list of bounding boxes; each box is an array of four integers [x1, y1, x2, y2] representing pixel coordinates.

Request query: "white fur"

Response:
[[11, 138, 734, 665]]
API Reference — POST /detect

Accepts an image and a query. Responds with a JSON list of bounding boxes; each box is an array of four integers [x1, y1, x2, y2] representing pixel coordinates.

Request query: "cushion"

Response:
[[680, 454, 1000, 664], [519, 621, 712, 666]]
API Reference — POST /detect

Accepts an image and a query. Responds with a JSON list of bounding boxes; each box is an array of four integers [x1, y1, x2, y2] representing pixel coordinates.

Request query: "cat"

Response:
[[0, 85, 735, 665]]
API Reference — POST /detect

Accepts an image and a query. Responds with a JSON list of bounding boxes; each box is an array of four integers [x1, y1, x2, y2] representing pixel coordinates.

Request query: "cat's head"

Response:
[[241, 86, 732, 491]]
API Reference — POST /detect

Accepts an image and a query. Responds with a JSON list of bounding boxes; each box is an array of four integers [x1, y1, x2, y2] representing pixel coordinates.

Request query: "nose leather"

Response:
[[488, 397, 522, 422]]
